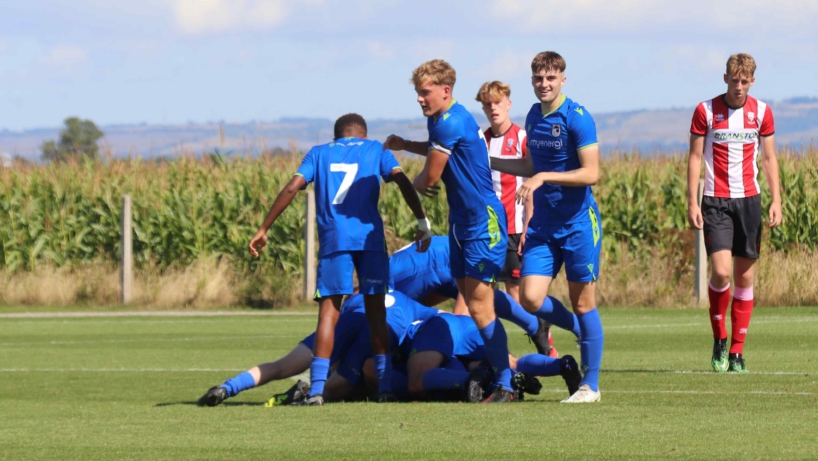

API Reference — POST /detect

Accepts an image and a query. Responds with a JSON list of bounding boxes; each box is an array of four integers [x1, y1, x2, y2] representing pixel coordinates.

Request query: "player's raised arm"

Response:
[[249, 175, 308, 258], [760, 134, 782, 228], [383, 135, 429, 156]]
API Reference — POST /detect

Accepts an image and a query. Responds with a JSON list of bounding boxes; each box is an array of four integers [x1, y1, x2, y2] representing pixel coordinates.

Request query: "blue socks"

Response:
[[422, 368, 470, 391], [577, 308, 604, 392], [493, 289, 539, 336], [535, 296, 581, 338], [219, 371, 257, 397], [391, 369, 409, 396], [478, 319, 513, 391], [515, 354, 561, 377], [374, 354, 393, 394], [308, 357, 330, 397]]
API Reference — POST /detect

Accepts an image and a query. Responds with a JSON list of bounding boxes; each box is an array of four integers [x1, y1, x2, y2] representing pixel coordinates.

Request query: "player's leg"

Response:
[[515, 352, 582, 396], [356, 251, 394, 400], [703, 196, 736, 372], [560, 207, 604, 403], [406, 351, 449, 394], [197, 342, 312, 407], [727, 195, 763, 372]]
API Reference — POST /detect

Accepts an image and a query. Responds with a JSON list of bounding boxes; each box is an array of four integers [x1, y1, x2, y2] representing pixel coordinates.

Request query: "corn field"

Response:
[[1, 147, 816, 306]]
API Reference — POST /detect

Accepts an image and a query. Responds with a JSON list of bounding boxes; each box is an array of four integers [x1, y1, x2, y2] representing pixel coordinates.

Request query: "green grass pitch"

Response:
[[1, 307, 817, 460]]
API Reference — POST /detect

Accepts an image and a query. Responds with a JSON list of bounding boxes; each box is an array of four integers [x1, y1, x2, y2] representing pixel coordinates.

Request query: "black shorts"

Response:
[[497, 233, 522, 283], [702, 195, 762, 259]]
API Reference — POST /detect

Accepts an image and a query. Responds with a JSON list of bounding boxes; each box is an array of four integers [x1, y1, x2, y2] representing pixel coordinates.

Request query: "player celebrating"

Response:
[[476, 80, 557, 358], [490, 51, 605, 403], [687, 53, 782, 373], [248, 114, 431, 405], [383, 60, 515, 402]]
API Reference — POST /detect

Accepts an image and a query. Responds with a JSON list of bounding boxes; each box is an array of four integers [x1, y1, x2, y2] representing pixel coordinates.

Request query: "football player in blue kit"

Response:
[[490, 51, 605, 403], [248, 114, 431, 405], [383, 60, 515, 402]]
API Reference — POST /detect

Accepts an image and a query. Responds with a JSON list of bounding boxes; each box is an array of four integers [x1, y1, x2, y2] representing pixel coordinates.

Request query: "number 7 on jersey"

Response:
[[330, 163, 358, 205]]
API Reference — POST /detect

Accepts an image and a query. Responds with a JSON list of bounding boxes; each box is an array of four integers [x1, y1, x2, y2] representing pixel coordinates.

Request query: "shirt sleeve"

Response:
[[569, 106, 598, 150], [379, 146, 402, 182], [760, 105, 775, 137], [428, 115, 462, 156], [690, 103, 708, 136], [295, 147, 317, 186]]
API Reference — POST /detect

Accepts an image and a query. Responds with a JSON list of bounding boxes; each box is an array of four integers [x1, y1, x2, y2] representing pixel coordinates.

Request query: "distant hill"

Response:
[[2, 97, 816, 161]]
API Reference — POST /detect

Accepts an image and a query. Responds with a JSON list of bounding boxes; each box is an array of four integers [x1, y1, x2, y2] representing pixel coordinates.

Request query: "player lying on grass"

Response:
[[248, 114, 431, 406], [390, 235, 580, 357], [378, 312, 582, 402], [198, 291, 438, 406]]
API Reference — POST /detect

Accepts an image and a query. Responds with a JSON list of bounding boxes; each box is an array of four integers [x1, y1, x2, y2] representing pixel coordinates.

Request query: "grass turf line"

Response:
[[1, 307, 816, 460]]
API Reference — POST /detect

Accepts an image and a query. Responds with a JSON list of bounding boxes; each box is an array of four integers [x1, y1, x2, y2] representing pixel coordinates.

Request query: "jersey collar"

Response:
[[541, 93, 567, 117], [435, 99, 457, 122]]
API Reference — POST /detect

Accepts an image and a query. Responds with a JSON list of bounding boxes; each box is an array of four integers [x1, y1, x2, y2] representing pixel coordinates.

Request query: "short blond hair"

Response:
[[726, 53, 757, 78], [531, 51, 566, 74], [411, 59, 456, 88], [475, 81, 511, 103]]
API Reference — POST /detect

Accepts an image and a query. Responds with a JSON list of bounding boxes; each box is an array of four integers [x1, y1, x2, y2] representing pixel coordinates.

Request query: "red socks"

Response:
[[708, 282, 730, 340], [730, 286, 754, 354]]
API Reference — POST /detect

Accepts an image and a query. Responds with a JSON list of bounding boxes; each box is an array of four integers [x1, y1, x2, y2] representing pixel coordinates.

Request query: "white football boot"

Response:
[[560, 384, 601, 403]]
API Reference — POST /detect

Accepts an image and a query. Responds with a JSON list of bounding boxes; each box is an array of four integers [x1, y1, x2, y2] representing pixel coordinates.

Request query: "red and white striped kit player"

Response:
[[485, 124, 527, 234], [690, 95, 775, 198]]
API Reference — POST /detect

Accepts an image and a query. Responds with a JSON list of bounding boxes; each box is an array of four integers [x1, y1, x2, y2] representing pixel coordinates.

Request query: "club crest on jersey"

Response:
[[747, 112, 756, 124], [506, 138, 514, 148], [551, 124, 561, 137]]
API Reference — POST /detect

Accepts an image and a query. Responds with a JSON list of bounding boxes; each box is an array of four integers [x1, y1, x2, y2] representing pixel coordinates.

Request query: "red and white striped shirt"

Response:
[[690, 95, 775, 198], [485, 124, 527, 234]]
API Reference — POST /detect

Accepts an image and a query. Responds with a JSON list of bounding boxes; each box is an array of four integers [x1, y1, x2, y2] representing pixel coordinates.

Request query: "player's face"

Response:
[[481, 96, 512, 127], [723, 73, 755, 104], [415, 80, 450, 117], [531, 68, 566, 105]]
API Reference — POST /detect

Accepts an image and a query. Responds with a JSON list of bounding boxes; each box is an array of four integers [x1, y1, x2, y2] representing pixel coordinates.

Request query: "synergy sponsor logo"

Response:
[[714, 131, 758, 141], [334, 141, 364, 147], [529, 138, 563, 150]]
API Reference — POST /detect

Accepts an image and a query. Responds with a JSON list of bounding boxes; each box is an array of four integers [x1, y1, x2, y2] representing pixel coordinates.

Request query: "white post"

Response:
[[121, 195, 133, 305], [694, 179, 707, 306], [303, 190, 316, 301]]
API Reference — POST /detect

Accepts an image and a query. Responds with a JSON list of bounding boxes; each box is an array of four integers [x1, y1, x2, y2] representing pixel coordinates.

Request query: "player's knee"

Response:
[[519, 292, 544, 313], [407, 375, 425, 394]]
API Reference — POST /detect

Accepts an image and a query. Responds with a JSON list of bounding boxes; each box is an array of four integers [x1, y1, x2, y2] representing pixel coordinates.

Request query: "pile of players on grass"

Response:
[[199, 236, 582, 406]]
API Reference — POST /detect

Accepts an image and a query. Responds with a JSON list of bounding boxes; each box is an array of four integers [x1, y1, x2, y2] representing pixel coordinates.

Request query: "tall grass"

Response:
[[1, 147, 816, 307]]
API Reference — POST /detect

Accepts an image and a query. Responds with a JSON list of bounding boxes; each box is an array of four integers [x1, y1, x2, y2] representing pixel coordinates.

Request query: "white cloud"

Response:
[[366, 41, 394, 60], [475, 50, 532, 82], [487, 0, 818, 38], [174, 0, 289, 34], [41, 45, 89, 69]]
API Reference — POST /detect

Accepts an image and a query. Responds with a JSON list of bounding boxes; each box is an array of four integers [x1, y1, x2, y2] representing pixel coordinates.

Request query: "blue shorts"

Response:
[[315, 251, 389, 299], [449, 210, 507, 282], [409, 315, 485, 362], [521, 205, 602, 282], [299, 309, 367, 364]]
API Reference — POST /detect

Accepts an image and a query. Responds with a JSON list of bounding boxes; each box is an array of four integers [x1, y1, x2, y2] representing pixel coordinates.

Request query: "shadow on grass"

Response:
[[154, 401, 267, 407]]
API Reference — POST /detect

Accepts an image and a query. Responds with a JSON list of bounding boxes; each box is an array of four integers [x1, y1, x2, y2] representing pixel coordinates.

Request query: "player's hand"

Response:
[[383, 135, 406, 152], [516, 175, 545, 205], [687, 205, 704, 230], [414, 230, 431, 253], [412, 175, 440, 198], [517, 232, 526, 256], [768, 201, 783, 228], [248, 230, 268, 258]]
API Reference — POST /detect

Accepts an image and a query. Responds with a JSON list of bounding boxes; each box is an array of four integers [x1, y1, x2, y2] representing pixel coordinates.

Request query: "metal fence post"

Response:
[[694, 179, 707, 306], [303, 190, 316, 301], [121, 195, 133, 305]]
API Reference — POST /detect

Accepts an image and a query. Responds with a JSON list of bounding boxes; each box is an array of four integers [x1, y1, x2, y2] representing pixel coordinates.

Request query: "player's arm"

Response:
[[413, 149, 448, 197], [518, 194, 533, 256], [390, 170, 433, 251], [760, 135, 782, 228], [687, 134, 705, 230], [490, 155, 535, 178], [249, 175, 308, 257], [383, 135, 429, 156], [515, 145, 599, 204]]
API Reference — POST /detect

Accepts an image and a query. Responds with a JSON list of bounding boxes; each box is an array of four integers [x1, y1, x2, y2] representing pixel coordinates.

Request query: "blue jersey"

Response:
[[295, 138, 401, 257], [385, 291, 439, 344], [428, 101, 505, 235], [389, 236, 457, 301], [524, 95, 599, 226]]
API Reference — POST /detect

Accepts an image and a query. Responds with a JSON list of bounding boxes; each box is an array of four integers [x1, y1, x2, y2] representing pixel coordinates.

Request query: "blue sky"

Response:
[[1, 0, 816, 131]]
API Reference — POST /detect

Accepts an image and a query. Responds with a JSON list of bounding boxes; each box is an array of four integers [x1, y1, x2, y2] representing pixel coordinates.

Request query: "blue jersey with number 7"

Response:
[[295, 137, 401, 257]]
